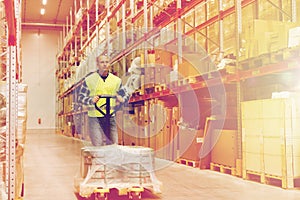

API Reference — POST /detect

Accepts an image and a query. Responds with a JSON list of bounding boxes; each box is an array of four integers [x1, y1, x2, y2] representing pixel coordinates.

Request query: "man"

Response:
[[78, 54, 123, 146]]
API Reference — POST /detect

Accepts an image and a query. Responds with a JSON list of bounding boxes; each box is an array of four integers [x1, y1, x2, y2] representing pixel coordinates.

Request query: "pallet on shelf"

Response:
[[210, 162, 236, 176], [239, 53, 271, 70], [154, 84, 166, 92], [176, 158, 199, 168]]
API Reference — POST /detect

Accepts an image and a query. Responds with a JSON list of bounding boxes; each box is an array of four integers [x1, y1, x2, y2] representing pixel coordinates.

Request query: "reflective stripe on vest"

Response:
[[85, 72, 121, 117]]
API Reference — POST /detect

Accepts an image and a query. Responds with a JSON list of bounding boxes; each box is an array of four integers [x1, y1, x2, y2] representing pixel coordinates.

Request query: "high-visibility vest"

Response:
[[85, 72, 121, 117]]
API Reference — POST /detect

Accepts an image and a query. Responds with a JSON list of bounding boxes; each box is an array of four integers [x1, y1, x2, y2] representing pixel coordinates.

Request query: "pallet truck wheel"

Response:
[[128, 186, 143, 199], [94, 192, 108, 200], [129, 192, 142, 200], [94, 188, 109, 200]]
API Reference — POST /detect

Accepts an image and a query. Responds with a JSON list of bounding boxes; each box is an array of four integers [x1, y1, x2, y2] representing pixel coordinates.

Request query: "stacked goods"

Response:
[[15, 83, 28, 198], [241, 96, 300, 188], [210, 129, 239, 174], [298, 0, 300, 24], [75, 145, 161, 198], [241, 19, 297, 61], [148, 99, 178, 161], [0, 84, 6, 199], [17, 83, 28, 144], [0, 93, 5, 162], [177, 128, 205, 164], [288, 26, 300, 48], [0, 81, 28, 198]]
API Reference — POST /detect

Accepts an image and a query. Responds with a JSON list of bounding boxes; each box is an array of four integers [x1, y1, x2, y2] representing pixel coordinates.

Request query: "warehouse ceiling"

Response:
[[21, 0, 75, 29]]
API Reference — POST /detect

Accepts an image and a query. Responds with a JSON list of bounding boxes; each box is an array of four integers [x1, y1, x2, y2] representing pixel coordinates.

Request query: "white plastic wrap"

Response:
[[17, 83, 28, 93], [17, 119, 26, 144], [18, 92, 27, 108], [75, 145, 162, 197]]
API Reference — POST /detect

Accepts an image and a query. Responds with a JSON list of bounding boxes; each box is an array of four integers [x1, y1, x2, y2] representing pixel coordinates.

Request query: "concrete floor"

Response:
[[23, 129, 300, 200]]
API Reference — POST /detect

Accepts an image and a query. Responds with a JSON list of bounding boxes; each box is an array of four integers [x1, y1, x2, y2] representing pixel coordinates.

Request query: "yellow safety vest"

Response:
[[85, 72, 121, 117]]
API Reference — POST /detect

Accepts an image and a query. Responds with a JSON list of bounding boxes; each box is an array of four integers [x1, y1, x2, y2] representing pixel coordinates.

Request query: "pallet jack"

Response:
[[76, 95, 159, 200]]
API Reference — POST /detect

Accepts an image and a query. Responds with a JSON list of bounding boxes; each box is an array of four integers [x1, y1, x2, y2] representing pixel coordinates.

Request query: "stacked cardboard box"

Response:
[[288, 27, 300, 48], [241, 97, 300, 188], [149, 100, 167, 159], [177, 53, 212, 77], [194, 4, 206, 27], [241, 19, 297, 60], [207, 0, 218, 19]]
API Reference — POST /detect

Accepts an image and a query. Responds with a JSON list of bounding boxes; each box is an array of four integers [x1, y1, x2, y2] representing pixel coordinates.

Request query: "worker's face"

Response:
[[96, 55, 110, 76]]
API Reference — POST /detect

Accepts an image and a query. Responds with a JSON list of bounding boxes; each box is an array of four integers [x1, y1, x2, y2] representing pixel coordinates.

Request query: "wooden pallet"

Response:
[[283, 46, 300, 60], [210, 162, 236, 176], [269, 49, 284, 64], [167, 80, 179, 89], [268, 47, 300, 63], [176, 75, 202, 87], [239, 54, 271, 70], [132, 89, 142, 97], [244, 170, 300, 189], [186, 75, 204, 84], [144, 86, 155, 94], [239, 46, 300, 70], [177, 159, 199, 168], [177, 78, 190, 86], [154, 84, 166, 92]]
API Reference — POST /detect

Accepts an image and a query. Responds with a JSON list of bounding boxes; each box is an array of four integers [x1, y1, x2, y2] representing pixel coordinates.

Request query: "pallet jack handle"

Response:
[[94, 95, 116, 116], [94, 95, 117, 145]]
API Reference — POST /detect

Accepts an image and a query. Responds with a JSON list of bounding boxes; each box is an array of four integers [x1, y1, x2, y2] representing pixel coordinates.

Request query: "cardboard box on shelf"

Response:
[[288, 27, 300, 48], [148, 53, 156, 66], [194, 4, 206, 27], [183, 10, 194, 33], [155, 106, 172, 160], [211, 129, 238, 167], [207, 0, 218, 18], [245, 20, 297, 57], [178, 129, 204, 161], [155, 49, 173, 67], [144, 67, 155, 85], [154, 66, 171, 85], [154, 67, 162, 85], [177, 55, 213, 77]]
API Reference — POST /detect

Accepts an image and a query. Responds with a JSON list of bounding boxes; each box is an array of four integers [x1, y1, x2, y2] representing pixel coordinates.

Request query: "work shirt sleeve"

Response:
[[78, 81, 93, 105]]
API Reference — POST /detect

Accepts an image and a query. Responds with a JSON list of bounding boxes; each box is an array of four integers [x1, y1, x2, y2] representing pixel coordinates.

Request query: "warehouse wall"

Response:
[[21, 29, 59, 130]]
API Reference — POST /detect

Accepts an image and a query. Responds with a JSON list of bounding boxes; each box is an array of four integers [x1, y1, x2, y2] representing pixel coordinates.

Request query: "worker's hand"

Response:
[[116, 95, 125, 103], [92, 95, 100, 103]]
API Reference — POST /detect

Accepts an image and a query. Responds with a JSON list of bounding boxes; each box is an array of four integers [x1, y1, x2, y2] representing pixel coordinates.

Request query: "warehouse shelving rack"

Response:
[[2, 0, 23, 199], [57, 0, 300, 77], [56, 0, 300, 187]]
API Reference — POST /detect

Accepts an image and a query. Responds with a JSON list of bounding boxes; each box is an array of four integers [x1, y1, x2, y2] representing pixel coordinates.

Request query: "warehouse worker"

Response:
[[78, 54, 124, 146]]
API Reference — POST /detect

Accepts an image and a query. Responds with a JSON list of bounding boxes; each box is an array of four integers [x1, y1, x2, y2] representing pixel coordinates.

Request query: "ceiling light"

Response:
[[42, 0, 47, 5], [40, 8, 45, 15]]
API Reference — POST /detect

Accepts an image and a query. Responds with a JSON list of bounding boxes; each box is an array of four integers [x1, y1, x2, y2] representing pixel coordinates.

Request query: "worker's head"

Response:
[[96, 54, 110, 76]]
